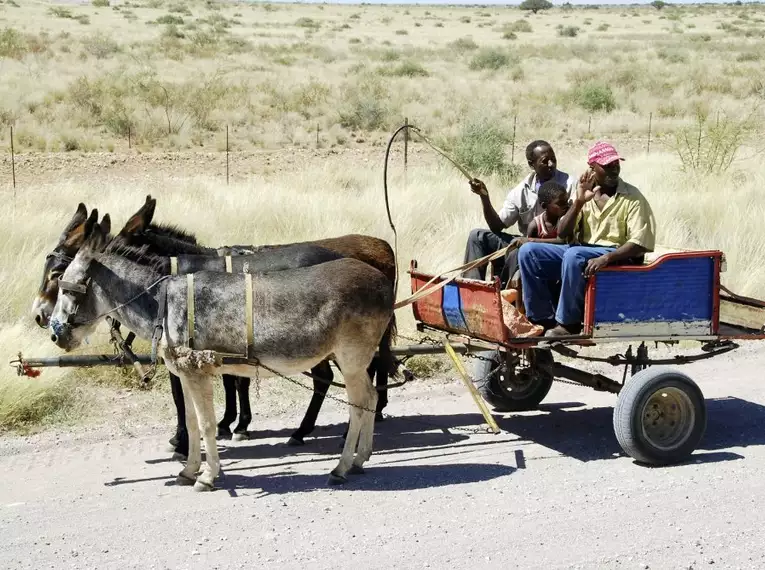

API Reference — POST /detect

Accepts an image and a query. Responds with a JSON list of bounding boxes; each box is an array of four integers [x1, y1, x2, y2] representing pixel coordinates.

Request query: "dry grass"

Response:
[[0, 1, 763, 151], [1, 0, 765, 431]]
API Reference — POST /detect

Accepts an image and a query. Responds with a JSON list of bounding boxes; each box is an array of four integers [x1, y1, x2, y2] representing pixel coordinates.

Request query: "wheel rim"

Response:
[[639, 386, 696, 452], [497, 350, 551, 398]]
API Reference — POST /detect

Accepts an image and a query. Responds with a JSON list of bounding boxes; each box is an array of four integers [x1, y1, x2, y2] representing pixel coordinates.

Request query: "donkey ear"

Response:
[[64, 207, 98, 249], [100, 213, 111, 237], [121, 200, 152, 235], [143, 198, 156, 226], [58, 203, 88, 244], [83, 216, 109, 254]]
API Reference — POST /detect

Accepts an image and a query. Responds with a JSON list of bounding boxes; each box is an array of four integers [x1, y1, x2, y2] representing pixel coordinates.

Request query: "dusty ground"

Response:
[[2, 339, 765, 570]]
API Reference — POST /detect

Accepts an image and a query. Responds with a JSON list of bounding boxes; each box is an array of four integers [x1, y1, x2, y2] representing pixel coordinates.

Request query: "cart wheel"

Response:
[[613, 367, 706, 466], [472, 349, 554, 412]]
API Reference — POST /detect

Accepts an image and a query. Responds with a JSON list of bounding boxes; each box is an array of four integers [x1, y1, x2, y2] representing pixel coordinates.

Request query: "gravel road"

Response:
[[2, 341, 765, 570]]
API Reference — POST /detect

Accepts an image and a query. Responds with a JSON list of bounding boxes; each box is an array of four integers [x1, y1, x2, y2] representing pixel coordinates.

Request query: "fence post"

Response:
[[316, 124, 320, 148], [588, 115, 592, 135], [511, 114, 517, 164], [128, 125, 131, 150], [226, 125, 229, 185], [10, 126, 16, 192], [647, 112, 652, 155]]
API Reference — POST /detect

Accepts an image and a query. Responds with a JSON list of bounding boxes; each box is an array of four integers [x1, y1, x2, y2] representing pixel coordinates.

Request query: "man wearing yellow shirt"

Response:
[[517, 141, 656, 338]]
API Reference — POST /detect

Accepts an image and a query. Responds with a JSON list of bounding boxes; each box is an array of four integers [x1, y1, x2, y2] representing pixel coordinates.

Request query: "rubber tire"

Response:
[[613, 366, 706, 466], [472, 349, 554, 412]]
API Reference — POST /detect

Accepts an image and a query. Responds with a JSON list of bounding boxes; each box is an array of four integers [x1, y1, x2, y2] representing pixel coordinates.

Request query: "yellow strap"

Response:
[[170, 257, 178, 276], [186, 274, 195, 348], [245, 273, 253, 357], [225, 255, 232, 273]]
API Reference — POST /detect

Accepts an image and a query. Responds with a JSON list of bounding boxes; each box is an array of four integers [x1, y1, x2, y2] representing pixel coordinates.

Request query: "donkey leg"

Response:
[[372, 355, 389, 421], [351, 377, 378, 474], [188, 374, 220, 492], [177, 375, 202, 486], [233, 377, 252, 441], [216, 374, 237, 440], [169, 373, 189, 459], [327, 355, 375, 484], [287, 361, 332, 446]]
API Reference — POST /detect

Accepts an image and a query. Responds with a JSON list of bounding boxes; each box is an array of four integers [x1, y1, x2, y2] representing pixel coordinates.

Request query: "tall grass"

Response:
[[2, 148, 764, 430]]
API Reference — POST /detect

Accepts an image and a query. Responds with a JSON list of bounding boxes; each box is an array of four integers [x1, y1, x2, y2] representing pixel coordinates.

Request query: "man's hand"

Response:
[[577, 170, 599, 203], [584, 254, 611, 277], [511, 237, 528, 248], [470, 178, 489, 197]]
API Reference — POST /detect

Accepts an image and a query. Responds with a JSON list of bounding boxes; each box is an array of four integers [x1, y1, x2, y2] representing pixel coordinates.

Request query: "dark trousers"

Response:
[[463, 228, 520, 285]]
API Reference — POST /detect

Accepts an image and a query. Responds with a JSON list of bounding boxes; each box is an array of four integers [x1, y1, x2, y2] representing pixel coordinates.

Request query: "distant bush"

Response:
[[558, 26, 580, 37], [507, 19, 533, 33], [338, 76, 391, 131], [92, 0, 110, 6], [449, 36, 479, 52], [0, 27, 27, 59], [381, 60, 429, 78], [519, 0, 553, 14], [469, 48, 512, 71], [572, 83, 616, 112], [450, 116, 520, 182], [157, 14, 185, 25]]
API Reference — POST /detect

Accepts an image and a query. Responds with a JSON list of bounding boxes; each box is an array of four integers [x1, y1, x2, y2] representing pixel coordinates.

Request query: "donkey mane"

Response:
[[146, 222, 198, 244], [104, 241, 166, 272]]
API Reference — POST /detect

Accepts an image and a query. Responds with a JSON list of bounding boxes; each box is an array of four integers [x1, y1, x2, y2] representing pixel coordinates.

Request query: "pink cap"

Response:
[[587, 141, 624, 166]]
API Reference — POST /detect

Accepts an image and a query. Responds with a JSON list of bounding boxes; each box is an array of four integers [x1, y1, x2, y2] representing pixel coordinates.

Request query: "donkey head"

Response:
[[31, 203, 98, 329], [49, 213, 111, 352]]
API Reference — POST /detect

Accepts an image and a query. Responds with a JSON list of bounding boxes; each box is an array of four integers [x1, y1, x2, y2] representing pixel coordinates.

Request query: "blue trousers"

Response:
[[518, 243, 616, 325]]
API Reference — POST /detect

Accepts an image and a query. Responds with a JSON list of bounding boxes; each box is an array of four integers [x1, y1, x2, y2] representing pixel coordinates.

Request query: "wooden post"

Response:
[[226, 125, 229, 185], [511, 114, 517, 164], [10, 126, 16, 192], [588, 115, 592, 134], [128, 124, 131, 149], [316, 123, 320, 148], [647, 112, 652, 155]]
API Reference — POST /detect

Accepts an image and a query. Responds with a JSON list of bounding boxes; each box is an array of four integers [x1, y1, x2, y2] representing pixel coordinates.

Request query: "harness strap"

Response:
[[170, 257, 178, 276], [187, 273, 195, 349], [145, 280, 168, 383], [245, 272, 253, 358], [59, 280, 88, 294], [225, 255, 232, 273]]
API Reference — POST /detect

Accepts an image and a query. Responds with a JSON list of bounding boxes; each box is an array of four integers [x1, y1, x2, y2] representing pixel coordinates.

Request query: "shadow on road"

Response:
[[218, 462, 516, 495]]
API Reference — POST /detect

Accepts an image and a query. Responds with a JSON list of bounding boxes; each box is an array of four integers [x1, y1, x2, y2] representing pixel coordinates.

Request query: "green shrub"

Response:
[[0, 27, 27, 59], [449, 36, 478, 52], [558, 26, 580, 37], [382, 60, 429, 77], [337, 76, 391, 131], [157, 14, 185, 25], [469, 48, 512, 71], [92, 0, 110, 6], [450, 116, 520, 181], [572, 83, 616, 112], [507, 19, 533, 33]]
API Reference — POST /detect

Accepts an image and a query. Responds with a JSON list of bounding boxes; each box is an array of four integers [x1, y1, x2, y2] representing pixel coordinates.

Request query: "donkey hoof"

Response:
[[216, 429, 233, 440], [172, 452, 188, 462], [232, 432, 250, 442], [348, 465, 365, 475], [193, 480, 215, 492], [169, 435, 180, 447], [375, 412, 386, 422], [287, 436, 304, 447], [327, 472, 348, 486], [176, 473, 196, 486]]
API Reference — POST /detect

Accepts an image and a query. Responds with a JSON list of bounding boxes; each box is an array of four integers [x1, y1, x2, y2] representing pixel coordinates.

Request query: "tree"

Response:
[[651, 0, 667, 9], [519, 0, 553, 14]]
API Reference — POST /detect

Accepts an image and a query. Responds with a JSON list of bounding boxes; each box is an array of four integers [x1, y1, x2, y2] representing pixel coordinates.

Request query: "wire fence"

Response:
[[1, 111, 743, 191]]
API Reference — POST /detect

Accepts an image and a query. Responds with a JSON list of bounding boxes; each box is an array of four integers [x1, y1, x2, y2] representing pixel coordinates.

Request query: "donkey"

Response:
[[32, 200, 397, 456], [114, 197, 398, 448], [49, 215, 395, 490]]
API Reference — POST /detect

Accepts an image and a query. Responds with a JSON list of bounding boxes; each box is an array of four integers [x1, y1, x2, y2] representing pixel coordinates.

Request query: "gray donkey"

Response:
[[49, 214, 396, 490]]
